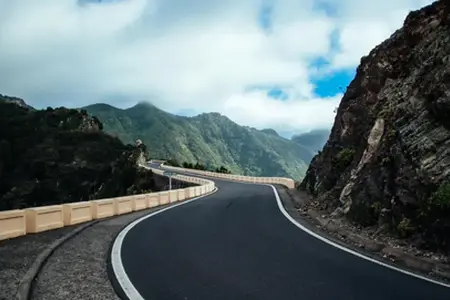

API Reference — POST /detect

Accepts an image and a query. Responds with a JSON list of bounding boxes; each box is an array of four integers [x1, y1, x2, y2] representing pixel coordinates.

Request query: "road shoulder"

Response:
[[29, 205, 171, 300]]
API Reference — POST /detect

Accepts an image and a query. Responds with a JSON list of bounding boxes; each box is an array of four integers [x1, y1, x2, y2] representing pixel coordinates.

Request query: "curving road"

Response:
[[111, 168, 450, 300]]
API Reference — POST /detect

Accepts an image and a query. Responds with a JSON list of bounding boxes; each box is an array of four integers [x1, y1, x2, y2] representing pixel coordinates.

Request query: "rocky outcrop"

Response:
[[301, 0, 450, 252], [0, 96, 159, 211]]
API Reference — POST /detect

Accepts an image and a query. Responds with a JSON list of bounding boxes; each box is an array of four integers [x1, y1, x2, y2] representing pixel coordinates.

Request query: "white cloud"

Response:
[[0, 0, 434, 137]]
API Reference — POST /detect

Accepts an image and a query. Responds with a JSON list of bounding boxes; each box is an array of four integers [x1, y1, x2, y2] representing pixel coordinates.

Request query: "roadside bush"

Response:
[[418, 183, 450, 250], [166, 158, 181, 167], [214, 166, 231, 174], [396, 217, 416, 238], [334, 148, 355, 169]]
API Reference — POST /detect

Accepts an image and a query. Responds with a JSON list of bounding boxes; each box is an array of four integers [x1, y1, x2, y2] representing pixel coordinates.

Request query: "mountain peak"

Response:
[[260, 128, 279, 136], [0, 94, 34, 110], [134, 101, 156, 109]]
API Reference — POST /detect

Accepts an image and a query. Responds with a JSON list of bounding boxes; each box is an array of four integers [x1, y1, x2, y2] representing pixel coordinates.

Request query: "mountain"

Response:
[[0, 95, 158, 211], [291, 129, 330, 163], [260, 128, 279, 136], [300, 0, 450, 251], [291, 129, 330, 153], [84, 102, 309, 178]]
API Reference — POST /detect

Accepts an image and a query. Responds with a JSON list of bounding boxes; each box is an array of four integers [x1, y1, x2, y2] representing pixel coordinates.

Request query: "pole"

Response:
[[169, 174, 172, 190]]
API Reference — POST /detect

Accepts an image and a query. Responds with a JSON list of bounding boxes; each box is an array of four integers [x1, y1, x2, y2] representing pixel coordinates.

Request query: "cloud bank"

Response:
[[0, 0, 432, 137]]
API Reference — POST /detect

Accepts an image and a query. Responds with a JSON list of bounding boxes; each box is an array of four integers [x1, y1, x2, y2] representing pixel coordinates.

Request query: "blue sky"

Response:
[[0, 0, 433, 137]]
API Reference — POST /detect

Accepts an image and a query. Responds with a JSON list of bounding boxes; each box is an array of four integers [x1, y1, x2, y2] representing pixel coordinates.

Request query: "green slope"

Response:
[[84, 102, 309, 179], [291, 129, 330, 163]]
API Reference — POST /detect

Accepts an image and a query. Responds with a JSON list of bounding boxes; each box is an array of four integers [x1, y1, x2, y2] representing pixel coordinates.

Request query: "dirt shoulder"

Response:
[[275, 185, 450, 285]]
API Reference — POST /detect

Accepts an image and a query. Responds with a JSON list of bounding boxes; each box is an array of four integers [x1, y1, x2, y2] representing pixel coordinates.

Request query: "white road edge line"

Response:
[[192, 172, 450, 288], [111, 187, 219, 300], [266, 184, 450, 289], [187, 172, 449, 288], [112, 168, 450, 297]]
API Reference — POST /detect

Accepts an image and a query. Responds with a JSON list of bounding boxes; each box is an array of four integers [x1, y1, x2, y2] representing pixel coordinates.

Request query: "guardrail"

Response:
[[0, 165, 215, 242], [159, 163, 296, 189], [0, 161, 294, 242]]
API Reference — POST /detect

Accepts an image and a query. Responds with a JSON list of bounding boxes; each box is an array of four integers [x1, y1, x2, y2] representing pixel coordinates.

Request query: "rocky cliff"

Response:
[[0, 95, 158, 211], [301, 0, 450, 251]]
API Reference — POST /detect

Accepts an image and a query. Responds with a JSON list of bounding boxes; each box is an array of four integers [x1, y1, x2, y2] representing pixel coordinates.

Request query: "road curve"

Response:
[[111, 173, 450, 300]]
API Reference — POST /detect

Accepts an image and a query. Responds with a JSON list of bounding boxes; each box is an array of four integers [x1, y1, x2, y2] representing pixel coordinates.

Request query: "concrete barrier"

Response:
[[0, 164, 215, 241], [132, 194, 147, 211], [63, 201, 92, 226], [91, 198, 115, 219], [161, 164, 295, 189], [187, 187, 196, 199], [114, 196, 133, 215], [0, 210, 26, 240], [177, 189, 186, 201], [26, 205, 64, 233], [147, 193, 160, 208], [168, 190, 178, 203], [194, 186, 201, 197], [159, 191, 170, 205]]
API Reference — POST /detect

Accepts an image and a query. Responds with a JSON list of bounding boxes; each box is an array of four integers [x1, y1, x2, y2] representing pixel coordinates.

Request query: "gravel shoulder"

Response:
[[30, 205, 170, 300], [0, 204, 168, 300], [0, 224, 81, 300]]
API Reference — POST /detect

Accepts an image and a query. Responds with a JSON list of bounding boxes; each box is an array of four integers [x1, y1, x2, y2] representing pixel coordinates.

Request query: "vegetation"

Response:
[[397, 218, 416, 238], [0, 96, 159, 211], [335, 148, 356, 169], [84, 102, 309, 179], [167, 159, 231, 173], [417, 183, 450, 249]]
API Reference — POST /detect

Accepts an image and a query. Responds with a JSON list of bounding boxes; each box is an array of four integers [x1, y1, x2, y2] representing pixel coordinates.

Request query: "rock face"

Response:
[[301, 0, 450, 251], [0, 96, 159, 211]]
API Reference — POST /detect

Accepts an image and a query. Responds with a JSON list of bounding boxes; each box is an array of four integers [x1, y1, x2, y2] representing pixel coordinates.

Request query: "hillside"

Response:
[[300, 0, 450, 251], [291, 129, 330, 163], [84, 102, 309, 178], [0, 95, 159, 211]]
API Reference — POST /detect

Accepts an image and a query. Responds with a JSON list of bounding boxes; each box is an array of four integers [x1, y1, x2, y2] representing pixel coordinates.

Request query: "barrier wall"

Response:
[[114, 196, 133, 215], [160, 164, 296, 189], [168, 190, 178, 203], [132, 195, 147, 211], [63, 202, 92, 226], [159, 191, 170, 205], [0, 210, 26, 240], [92, 199, 115, 219], [0, 164, 216, 242], [177, 189, 185, 201], [0, 160, 292, 241], [147, 193, 160, 208], [26, 205, 64, 234]]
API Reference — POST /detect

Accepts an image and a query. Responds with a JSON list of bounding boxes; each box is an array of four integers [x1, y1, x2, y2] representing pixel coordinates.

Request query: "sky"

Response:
[[0, 0, 433, 138]]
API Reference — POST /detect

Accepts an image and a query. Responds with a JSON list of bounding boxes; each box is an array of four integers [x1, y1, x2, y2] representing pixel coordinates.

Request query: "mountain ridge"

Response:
[[84, 102, 310, 178]]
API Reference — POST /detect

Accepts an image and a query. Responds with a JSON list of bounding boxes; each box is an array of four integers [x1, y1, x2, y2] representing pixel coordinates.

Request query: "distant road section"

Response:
[[111, 170, 450, 300]]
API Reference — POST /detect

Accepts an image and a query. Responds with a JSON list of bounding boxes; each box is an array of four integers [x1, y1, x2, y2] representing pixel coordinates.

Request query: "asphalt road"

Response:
[[115, 166, 450, 300]]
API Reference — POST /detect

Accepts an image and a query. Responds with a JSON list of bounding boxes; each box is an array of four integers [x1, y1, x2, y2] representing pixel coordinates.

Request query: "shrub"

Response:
[[418, 183, 450, 250], [335, 148, 355, 168], [166, 158, 181, 167], [194, 162, 206, 170], [214, 166, 231, 174], [397, 217, 415, 238]]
